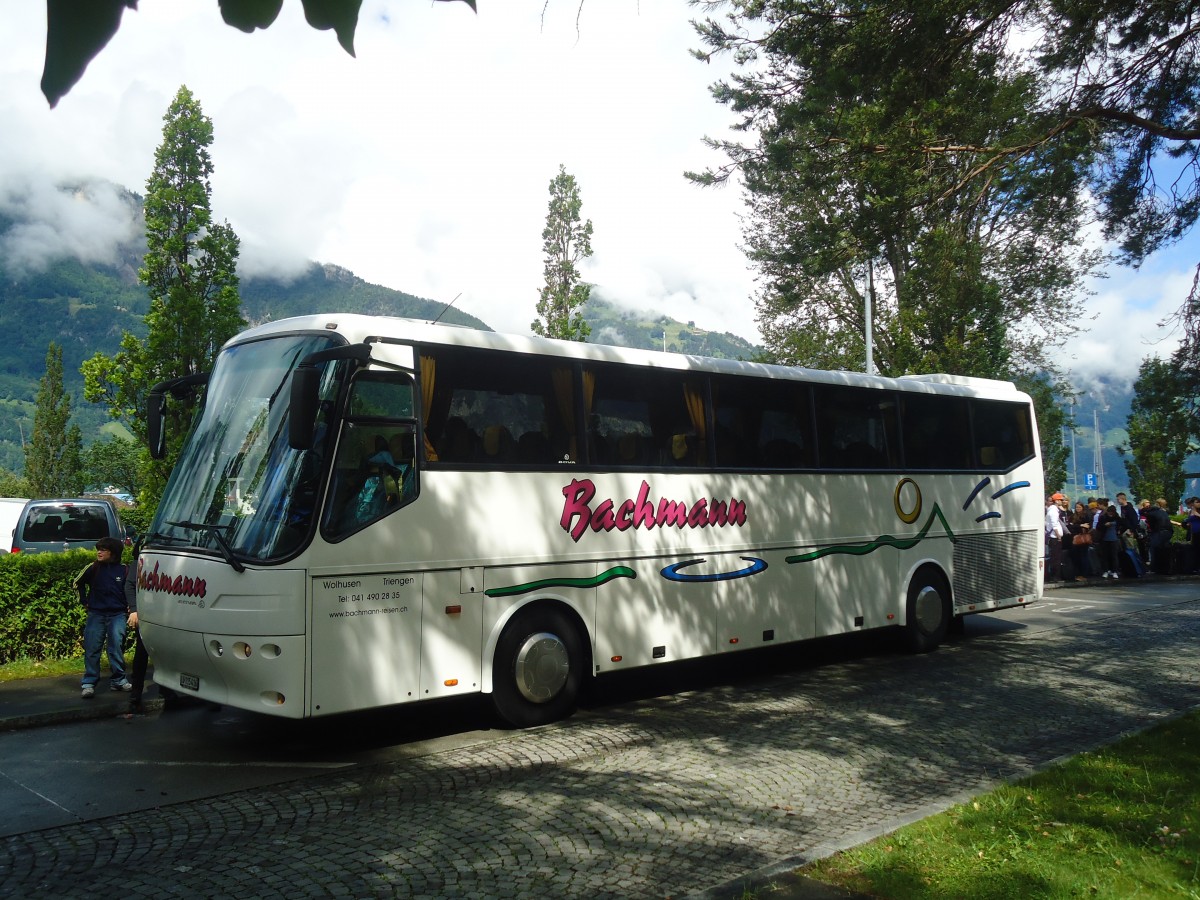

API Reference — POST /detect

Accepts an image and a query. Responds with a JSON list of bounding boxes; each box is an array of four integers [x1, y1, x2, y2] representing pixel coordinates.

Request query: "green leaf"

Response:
[[218, 0, 284, 33], [300, 0, 362, 56], [40, 0, 136, 109]]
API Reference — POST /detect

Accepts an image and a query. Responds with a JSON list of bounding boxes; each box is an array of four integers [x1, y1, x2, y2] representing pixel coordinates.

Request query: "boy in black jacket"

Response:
[[74, 536, 132, 698]]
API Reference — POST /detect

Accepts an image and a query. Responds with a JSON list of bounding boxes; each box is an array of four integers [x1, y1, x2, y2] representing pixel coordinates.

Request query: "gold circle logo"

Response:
[[894, 477, 922, 524]]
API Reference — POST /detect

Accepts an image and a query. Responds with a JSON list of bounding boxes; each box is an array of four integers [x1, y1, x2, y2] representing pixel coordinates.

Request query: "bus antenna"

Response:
[[430, 293, 463, 326]]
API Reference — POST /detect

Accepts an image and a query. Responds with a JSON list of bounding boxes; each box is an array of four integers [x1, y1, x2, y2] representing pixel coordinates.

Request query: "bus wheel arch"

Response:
[[490, 600, 590, 728], [903, 563, 952, 653]]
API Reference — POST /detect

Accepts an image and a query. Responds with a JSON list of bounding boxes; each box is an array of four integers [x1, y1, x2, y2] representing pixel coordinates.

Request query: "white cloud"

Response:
[[0, 176, 140, 273], [1066, 248, 1196, 389]]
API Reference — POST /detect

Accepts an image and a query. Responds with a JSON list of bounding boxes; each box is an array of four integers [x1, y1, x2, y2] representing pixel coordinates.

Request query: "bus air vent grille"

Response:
[[951, 530, 1039, 608]]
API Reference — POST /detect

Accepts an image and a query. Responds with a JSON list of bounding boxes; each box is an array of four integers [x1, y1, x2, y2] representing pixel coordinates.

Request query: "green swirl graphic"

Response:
[[484, 565, 637, 598], [785, 504, 957, 565]]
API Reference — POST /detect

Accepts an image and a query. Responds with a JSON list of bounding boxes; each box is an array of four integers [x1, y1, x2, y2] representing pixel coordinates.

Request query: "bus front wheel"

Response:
[[903, 566, 951, 653], [492, 606, 584, 728]]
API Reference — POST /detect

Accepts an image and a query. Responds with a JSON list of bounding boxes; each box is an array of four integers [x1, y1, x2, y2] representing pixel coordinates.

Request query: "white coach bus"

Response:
[[138, 314, 1043, 726]]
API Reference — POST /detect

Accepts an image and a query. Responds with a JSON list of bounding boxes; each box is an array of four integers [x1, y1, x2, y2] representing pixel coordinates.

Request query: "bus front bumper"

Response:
[[142, 621, 308, 718]]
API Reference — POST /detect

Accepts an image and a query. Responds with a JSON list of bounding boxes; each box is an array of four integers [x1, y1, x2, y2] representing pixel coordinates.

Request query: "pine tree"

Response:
[[83, 85, 244, 504], [25, 343, 83, 498], [532, 165, 593, 342]]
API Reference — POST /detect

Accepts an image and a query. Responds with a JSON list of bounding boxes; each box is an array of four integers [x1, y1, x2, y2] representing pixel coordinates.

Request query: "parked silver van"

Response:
[[10, 498, 130, 554]]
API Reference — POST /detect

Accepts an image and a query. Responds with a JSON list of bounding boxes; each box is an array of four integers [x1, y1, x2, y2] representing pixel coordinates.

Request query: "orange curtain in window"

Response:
[[582, 369, 595, 417], [581, 368, 596, 462], [420, 354, 438, 461], [683, 382, 706, 440], [551, 366, 575, 460]]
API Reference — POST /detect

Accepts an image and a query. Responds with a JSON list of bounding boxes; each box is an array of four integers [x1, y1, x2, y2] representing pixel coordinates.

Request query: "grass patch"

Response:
[[0, 651, 134, 683], [800, 710, 1200, 899]]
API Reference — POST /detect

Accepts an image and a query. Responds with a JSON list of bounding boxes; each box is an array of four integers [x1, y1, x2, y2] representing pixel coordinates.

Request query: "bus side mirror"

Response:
[[147, 389, 167, 460], [288, 343, 372, 449], [146, 372, 209, 460], [289, 367, 321, 450]]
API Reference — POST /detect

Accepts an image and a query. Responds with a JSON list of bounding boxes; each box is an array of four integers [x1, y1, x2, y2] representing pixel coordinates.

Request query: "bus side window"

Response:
[[970, 399, 1034, 470], [585, 364, 703, 470], [813, 385, 899, 470], [322, 372, 419, 539], [423, 346, 570, 469], [711, 375, 813, 471], [901, 394, 970, 470]]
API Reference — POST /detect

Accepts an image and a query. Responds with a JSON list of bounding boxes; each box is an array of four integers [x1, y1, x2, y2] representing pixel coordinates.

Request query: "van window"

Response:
[[14, 501, 122, 553]]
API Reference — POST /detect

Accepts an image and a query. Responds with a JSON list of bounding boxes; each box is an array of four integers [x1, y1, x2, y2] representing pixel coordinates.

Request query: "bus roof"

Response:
[[228, 314, 1027, 401]]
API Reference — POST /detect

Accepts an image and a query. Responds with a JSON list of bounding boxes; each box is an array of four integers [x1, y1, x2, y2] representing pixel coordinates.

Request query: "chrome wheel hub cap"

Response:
[[914, 585, 944, 633], [514, 631, 569, 704]]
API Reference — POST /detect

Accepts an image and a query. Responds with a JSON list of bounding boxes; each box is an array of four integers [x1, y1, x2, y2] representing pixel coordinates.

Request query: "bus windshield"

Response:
[[149, 333, 347, 562]]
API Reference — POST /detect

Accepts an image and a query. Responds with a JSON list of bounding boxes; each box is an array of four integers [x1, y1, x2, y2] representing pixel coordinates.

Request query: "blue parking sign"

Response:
[[1084, 473, 1097, 490]]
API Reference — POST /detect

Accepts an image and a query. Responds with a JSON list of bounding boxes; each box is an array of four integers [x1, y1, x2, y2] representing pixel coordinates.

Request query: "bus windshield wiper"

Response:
[[166, 521, 246, 573], [142, 530, 186, 547]]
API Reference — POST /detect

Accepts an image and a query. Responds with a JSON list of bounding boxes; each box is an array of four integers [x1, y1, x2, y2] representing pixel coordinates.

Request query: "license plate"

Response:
[[179, 672, 200, 691]]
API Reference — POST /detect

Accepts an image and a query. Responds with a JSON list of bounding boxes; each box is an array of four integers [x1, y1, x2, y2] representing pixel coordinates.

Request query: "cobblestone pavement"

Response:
[[2, 599, 1199, 899]]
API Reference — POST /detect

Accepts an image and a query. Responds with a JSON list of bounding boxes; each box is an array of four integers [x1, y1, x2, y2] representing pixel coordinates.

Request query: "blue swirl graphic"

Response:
[[661, 556, 768, 583], [991, 481, 1030, 499]]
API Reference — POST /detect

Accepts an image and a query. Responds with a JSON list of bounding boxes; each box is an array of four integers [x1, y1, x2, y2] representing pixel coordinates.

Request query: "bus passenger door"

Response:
[[419, 568, 484, 699]]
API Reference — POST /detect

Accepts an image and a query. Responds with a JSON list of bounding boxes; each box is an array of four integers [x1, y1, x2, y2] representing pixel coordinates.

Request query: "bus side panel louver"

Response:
[[951, 530, 1040, 609]]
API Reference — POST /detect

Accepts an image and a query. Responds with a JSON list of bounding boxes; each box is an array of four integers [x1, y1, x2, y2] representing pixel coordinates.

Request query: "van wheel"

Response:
[[492, 606, 584, 728], [904, 566, 951, 653]]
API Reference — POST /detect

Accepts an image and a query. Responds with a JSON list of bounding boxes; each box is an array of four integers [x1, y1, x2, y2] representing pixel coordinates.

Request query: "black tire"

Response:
[[903, 565, 951, 653], [492, 606, 585, 728]]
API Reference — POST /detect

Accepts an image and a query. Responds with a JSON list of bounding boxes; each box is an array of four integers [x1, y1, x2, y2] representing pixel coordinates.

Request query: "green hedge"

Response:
[[0, 549, 127, 664]]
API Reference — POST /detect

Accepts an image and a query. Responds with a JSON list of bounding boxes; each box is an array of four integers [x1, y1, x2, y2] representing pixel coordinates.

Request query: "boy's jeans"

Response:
[[82, 610, 128, 687]]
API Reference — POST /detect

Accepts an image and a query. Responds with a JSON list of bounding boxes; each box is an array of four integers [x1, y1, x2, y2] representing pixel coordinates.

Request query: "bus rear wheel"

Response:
[[492, 606, 584, 728], [904, 566, 951, 653]]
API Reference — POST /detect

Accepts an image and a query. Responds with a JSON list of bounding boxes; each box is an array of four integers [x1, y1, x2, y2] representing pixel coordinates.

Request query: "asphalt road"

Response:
[[1, 580, 1197, 898]]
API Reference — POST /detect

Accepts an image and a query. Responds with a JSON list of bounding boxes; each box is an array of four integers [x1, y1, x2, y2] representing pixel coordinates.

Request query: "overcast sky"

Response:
[[0, 0, 1194, 390]]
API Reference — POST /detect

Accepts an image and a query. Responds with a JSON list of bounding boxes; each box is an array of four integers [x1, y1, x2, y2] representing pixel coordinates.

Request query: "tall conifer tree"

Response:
[[84, 85, 244, 504], [532, 165, 594, 342], [26, 342, 83, 498]]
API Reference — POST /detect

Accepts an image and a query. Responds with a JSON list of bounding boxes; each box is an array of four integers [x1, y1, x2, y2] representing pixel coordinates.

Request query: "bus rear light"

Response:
[[260, 691, 285, 706], [610, 655, 622, 663], [728, 637, 739, 644], [233, 642, 252, 659], [444, 679, 458, 687], [445, 605, 462, 615], [260, 643, 281, 658], [886, 613, 895, 620], [209, 640, 224, 657]]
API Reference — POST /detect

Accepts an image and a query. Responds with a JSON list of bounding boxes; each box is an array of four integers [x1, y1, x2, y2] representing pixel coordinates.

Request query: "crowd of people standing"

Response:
[[1044, 492, 1200, 582]]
